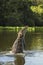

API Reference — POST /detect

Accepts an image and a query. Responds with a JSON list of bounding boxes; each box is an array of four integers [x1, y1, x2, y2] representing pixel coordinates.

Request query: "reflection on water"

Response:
[[14, 55, 25, 65], [25, 33, 43, 50]]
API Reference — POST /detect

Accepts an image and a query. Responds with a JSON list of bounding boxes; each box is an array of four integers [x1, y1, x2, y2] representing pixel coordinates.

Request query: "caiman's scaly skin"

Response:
[[11, 26, 28, 54]]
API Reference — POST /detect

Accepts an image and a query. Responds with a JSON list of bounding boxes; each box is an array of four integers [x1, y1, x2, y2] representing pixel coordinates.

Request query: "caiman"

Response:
[[11, 26, 28, 54]]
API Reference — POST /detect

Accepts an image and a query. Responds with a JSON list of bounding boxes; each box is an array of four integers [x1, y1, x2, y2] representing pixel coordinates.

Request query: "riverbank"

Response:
[[0, 26, 43, 33]]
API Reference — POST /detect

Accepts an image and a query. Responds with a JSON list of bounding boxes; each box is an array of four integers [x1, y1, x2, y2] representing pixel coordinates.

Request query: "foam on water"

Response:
[[0, 56, 14, 62]]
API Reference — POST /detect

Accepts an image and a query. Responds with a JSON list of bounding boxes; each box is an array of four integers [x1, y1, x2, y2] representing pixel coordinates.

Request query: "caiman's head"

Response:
[[18, 26, 28, 38]]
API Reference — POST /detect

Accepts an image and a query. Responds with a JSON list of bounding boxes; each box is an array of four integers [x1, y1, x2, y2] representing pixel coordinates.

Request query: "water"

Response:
[[0, 51, 43, 65], [0, 28, 43, 65]]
